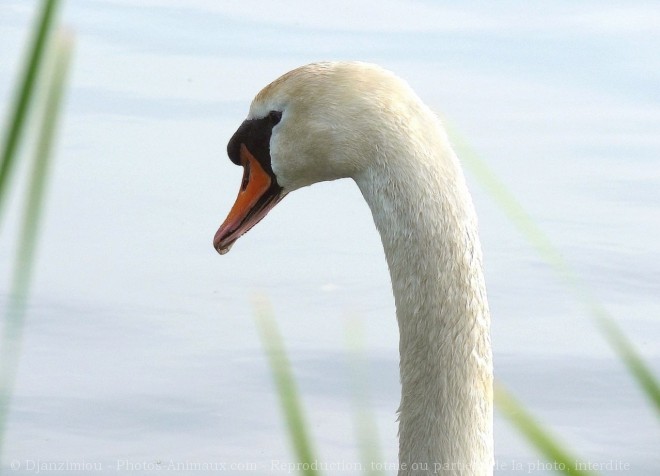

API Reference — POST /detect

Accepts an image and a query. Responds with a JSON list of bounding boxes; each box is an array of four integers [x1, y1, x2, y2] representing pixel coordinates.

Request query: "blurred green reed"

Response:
[[596, 317, 660, 418], [345, 318, 384, 476], [0, 0, 60, 220], [253, 297, 321, 476], [494, 385, 595, 476], [448, 123, 660, 473], [0, 0, 73, 462]]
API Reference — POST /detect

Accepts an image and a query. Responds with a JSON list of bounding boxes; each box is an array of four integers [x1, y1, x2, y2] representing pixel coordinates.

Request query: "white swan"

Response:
[[213, 62, 493, 476]]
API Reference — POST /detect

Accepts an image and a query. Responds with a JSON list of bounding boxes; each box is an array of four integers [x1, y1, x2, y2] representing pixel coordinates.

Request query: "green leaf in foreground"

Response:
[[494, 385, 596, 476], [13, 30, 73, 294], [345, 318, 384, 475], [253, 297, 321, 476], [447, 122, 577, 290], [0, 0, 61, 219], [0, 29, 74, 457], [597, 316, 660, 418], [447, 121, 660, 439]]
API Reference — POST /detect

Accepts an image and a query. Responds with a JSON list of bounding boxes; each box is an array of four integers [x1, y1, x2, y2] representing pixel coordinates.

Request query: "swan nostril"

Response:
[[240, 160, 251, 192]]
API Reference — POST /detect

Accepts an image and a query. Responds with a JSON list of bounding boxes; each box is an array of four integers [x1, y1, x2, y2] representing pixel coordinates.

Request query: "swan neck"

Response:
[[355, 131, 493, 475]]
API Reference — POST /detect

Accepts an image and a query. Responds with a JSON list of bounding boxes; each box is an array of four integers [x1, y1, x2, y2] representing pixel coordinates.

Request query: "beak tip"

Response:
[[213, 232, 233, 255], [216, 243, 233, 255]]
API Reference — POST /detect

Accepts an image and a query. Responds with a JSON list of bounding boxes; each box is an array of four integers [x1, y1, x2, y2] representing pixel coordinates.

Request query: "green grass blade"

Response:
[[447, 123, 660, 418], [345, 318, 383, 475], [448, 122, 660, 471], [447, 123, 578, 290], [448, 122, 610, 321], [597, 316, 660, 418], [253, 297, 321, 475], [13, 30, 73, 290], [0, 29, 74, 458], [495, 385, 597, 476], [0, 0, 61, 221]]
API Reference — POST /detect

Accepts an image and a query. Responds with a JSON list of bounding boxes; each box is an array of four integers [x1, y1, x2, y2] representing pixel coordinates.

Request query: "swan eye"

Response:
[[269, 110, 282, 125]]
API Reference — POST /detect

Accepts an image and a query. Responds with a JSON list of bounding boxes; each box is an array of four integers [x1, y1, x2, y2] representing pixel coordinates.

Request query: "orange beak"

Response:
[[213, 144, 284, 254]]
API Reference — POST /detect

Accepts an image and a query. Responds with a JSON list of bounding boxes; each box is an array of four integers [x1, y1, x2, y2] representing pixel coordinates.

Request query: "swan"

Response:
[[213, 62, 493, 475]]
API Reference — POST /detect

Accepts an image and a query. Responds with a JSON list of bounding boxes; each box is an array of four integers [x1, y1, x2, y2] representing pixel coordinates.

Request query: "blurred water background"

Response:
[[0, 1, 659, 474]]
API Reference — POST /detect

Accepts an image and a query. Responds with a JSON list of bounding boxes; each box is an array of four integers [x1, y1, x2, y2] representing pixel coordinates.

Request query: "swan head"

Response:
[[213, 61, 418, 254]]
